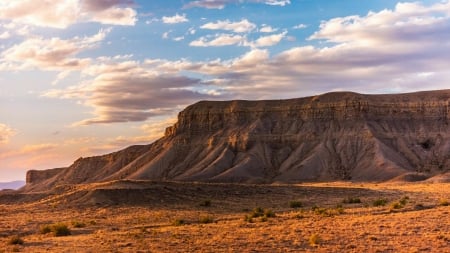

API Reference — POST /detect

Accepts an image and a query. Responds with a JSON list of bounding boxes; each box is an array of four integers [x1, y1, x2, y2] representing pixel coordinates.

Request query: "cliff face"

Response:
[[24, 90, 450, 191]]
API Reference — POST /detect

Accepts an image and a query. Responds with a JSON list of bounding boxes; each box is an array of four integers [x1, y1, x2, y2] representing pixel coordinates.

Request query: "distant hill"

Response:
[[0, 180, 25, 190], [23, 89, 450, 192]]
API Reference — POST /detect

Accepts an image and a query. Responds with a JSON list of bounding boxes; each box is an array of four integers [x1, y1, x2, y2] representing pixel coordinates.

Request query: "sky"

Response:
[[0, 0, 449, 182]]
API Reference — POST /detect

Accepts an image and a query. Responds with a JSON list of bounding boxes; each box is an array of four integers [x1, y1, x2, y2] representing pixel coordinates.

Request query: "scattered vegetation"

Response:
[[244, 207, 276, 222], [40, 223, 71, 236], [199, 199, 212, 207], [372, 198, 388, 207], [289, 201, 303, 208], [309, 233, 321, 246], [173, 219, 186, 226], [199, 215, 214, 224], [311, 205, 344, 217], [439, 199, 449, 206], [342, 197, 362, 204], [8, 235, 24, 245], [390, 196, 410, 211], [71, 221, 86, 228]]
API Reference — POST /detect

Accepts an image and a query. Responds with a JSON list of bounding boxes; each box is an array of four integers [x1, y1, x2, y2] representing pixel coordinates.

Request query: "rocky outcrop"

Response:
[[23, 90, 450, 191]]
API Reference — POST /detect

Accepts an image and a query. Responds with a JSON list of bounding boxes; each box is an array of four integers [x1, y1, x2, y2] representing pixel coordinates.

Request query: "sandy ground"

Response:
[[1, 182, 450, 252]]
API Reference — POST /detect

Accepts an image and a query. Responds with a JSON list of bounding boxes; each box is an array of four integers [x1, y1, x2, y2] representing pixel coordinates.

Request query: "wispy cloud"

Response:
[[200, 19, 256, 33], [183, 0, 290, 9], [0, 124, 16, 144], [190, 33, 245, 47], [1, 28, 111, 71], [162, 14, 189, 24]]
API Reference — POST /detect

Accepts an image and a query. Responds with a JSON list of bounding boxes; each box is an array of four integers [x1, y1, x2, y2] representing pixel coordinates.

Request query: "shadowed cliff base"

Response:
[[22, 89, 450, 192]]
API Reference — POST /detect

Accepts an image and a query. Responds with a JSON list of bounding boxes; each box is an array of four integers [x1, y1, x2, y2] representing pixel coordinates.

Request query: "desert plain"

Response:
[[1, 180, 450, 252]]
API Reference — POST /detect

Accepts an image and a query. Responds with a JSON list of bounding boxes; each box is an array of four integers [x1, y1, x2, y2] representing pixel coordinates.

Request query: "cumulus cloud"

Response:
[[1, 28, 110, 71], [190, 34, 245, 47], [260, 25, 277, 33], [42, 1, 450, 125], [0, 0, 137, 28], [200, 19, 256, 33], [248, 31, 287, 47], [162, 14, 189, 24], [0, 124, 16, 144], [43, 60, 225, 125]]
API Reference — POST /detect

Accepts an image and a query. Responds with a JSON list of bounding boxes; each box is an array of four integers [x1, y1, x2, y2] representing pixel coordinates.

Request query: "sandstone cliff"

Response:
[[23, 90, 450, 191]]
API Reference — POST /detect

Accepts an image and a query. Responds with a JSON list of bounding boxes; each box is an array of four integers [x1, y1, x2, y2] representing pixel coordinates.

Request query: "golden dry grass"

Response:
[[1, 182, 450, 252]]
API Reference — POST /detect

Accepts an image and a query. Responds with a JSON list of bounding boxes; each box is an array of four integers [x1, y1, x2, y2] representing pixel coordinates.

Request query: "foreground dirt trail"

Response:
[[1, 182, 450, 252]]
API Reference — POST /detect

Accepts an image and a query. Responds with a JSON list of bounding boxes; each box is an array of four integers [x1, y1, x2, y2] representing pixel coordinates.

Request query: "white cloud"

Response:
[[293, 24, 307, 29], [0, 124, 16, 144], [260, 25, 277, 33], [0, 0, 137, 28], [162, 14, 189, 24], [190, 34, 245, 47], [1, 28, 110, 71], [0, 31, 10, 39], [263, 0, 290, 6], [200, 19, 256, 33], [89, 7, 137, 25], [248, 31, 287, 47], [184, 0, 291, 9]]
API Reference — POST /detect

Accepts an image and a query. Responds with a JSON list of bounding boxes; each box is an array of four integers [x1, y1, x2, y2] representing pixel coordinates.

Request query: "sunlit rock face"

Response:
[[24, 90, 450, 191]]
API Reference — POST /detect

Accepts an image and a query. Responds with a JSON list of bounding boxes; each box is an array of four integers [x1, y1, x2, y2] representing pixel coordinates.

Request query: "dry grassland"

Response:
[[1, 181, 450, 252]]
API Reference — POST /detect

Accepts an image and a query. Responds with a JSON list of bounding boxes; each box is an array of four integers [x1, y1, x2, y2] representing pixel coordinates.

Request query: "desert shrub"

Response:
[[8, 235, 24, 245], [439, 199, 449, 206], [52, 223, 71, 236], [71, 221, 86, 228], [264, 209, 276, 218], [40, 223, 71, 236], [199, 199, 211, 207], [173, 219, 185, 226], [244, 207, 276, 222], [390, 202, 403, 210], [399, 196, 409, 206], [373, 198, 388, 207], [40, 224, 52, 234], [309, 233, 321, 246], [289, 201, 303, 208], [199, 216, 214, 224], [342, 197, 362, 204]]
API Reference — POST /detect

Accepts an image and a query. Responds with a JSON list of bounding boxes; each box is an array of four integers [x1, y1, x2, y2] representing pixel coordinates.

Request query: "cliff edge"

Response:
[[23, 90, 450, 191]]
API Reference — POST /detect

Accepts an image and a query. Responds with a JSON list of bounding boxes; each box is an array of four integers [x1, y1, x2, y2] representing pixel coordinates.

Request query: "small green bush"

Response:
[[399, 196, 409, 206], [173, 219, 185, 226], [373, 198, 388, 207], [52, 223, 71, 236], [40, 223, 71, 236], [40, 224, 52, 234], [264, 209, 276, 218], [289, 201, 303, 208], [343, 197, 362, 204], [390, 202, 403, 210], [244, 207, 276, 222], [71, 221, 86, 228], [199, 216, 214, 224], [8, 235, 24, 245]]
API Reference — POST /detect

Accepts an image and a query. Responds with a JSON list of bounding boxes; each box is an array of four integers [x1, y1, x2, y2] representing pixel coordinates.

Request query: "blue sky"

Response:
[[0, 0, 449, 181]]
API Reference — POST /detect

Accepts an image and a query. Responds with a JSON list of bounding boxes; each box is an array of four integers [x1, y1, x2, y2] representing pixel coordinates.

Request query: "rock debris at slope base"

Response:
[[23, 90, 450, 192]]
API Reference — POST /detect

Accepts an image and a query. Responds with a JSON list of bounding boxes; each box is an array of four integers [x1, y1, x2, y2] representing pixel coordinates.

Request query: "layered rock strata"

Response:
[[23, 90, 450, 191]]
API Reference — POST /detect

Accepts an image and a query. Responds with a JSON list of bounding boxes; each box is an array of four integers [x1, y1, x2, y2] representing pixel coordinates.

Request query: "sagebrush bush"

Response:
[[40, 223, 71, 236], [373, 198, 388, 207], [199, 216, 214, 224], [289, 201, 303, 208], [8, 235, 24, 245], [343, 197, 362, 204]]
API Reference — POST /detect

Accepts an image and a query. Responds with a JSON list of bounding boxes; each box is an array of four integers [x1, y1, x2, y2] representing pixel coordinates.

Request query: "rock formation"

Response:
[[23, 90, 450, 191]]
